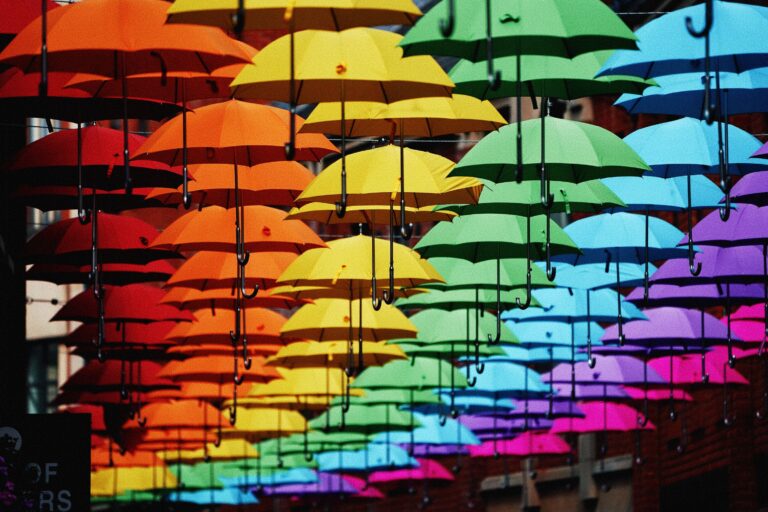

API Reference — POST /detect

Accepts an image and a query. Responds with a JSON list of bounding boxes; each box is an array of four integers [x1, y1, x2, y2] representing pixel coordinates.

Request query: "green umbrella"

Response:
[[400, 0, 637, 190], [309, 403, 419, 433], [421, 256, 550, 290], [440, 180, 624, 217], [437, 179, 623, 316], [414, 212, 578, 261], [400, 0, 636, 62], [450, 118, 646, 287], [452, 118, 650, 183], [397, 287, 538, 310], [449, 50, 653, 101], [352, 357, 468, 391]]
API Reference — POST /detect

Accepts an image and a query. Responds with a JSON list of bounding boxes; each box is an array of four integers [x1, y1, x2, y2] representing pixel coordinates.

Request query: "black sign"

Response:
[[0, 414, 90, 511]]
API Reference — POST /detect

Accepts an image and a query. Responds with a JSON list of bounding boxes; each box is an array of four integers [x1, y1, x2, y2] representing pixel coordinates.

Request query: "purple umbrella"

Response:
[[627, 283, 764, 309], [552, 383, 630, 401], [542, 355, 665, 386], [729, 170, 768, 206], [260, 472, 380, 498]]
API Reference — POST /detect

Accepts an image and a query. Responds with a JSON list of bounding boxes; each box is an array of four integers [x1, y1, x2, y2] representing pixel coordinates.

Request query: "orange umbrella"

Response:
[[146, 380, 257, 402], [91, 446, 161, 469], [166, 251, 298, 291], [151, 205, 324, 254], [161, 286, 301, 312], [0, 0, 253, 193], [147, 161, 314, 208], [166, 344, 281, 358], [158, 356, 279, 383], [164, 308, 287, 346]]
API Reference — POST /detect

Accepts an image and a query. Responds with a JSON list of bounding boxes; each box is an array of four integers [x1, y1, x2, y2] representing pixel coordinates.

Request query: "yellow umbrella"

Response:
[[91, 466, 176, 496], [294, 145, 480, 208], [231, 27, 454, 214], [265, 340, 406, 369], [220, 407, 307, 443], [286, 202, 456, 225], [166, 0, 422, 33], [302, 94, 506, 137], [280, 298, 417, 342], [157, 438, 258, 463], [242, 367, 360, 403], [276, 234, 442, 293], [267, 284, 428, 301]]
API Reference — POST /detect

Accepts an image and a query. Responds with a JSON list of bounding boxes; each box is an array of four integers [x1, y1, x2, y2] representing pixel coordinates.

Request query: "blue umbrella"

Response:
[[554, 212, 687, 344], [615, 68, 768, 116], [371, 412, 480, 447], [504, 320, 605, 349], [598, 1, 768, 79], [447, 359, 549, 400], [602, 174, 722, 294], [316, 443, 417, 472], [600, 1, 768, 219], [171, 488, 259, 506], [220, 468, 317, 490]]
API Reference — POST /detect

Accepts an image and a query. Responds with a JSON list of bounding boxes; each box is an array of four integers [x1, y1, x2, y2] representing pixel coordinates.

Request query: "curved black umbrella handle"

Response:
[[398, 133, 414, 241], [516, 214, 533, 310], [466, 364, 477, 388], [615, 266, 626, 346], [229, 304, 241, 343], [370, 226, 384, 310], [181, 106, 192, 210], [335, 86, 348, 218], [242, 338, 252, 370], [240, 273, 259, 300], [382, 204, 397, 304], [719, 180, 731, 222], [485, 0, 501, 90], [686, 0, 712, 38], [229, 379, 238, 426], [686, 171, 703, 276], [488, 254, 502, 344], [75, 124, 91, 225], [475, 341, 485, 374], [439, 0, 455, 37]]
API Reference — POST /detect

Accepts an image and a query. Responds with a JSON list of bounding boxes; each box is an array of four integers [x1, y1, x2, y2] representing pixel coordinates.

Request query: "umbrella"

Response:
[[166, 251, 297, 291], [161, 286, 301, 312], [550, 401, 654, 434], [293, 145, 479, 304], [148, 161, 314, 209], [27, 260, 175, 286], [729, 170, 768, 206], [555, 211, 687, 343], [231, 27, 453, 215], [265, 341, 406, 370], [301, 94, 502, 238], [0, 0, 252, 196], [316, 444, 417, 473], [368, 458, 454, 483], [468, 432, 570, 457]]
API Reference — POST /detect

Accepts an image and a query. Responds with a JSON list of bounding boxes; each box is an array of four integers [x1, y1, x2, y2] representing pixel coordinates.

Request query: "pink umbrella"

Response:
[[623, 387, 693, 402], [551, 402, 654, 434], [468, 432, 571, 457], [368, 459, 454, 483]]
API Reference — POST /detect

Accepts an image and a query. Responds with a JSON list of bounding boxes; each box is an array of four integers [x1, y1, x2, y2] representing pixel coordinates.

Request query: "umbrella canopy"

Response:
[[602, 175, 724, 212], [469, 432, 571, 457], [295, 145, 481, 207], [543, 355, 665, 386], [602, 307, 733, 347], [452, 117, 650, 183], [231, 28, 453, 103], [162, 286, 301, 311], [371, 412, 480, 447], [352, 358, 468, 391], [148, 162, 315, 208], [277, 234, 442, 293], [316, 444, 417, 472], [25, 213, 181, 265], [167, 251, 297, 291], [166, 0, 422, 30], [302, 94, 505, 137], [53, 285, 194, 323], [165, 307, 285, 345], [648, 353, 749, 386], [266, 341, 406, 369], [27, 260, 175, 286], [598, 1, 768, 78], [551, 402, 654, 433], [368, 458, 454, 483], [159, 356, 278, 382], [151, 205, 325, 253], [451, 50, 651, 101], [134, 100, 337, 165], [400, 0, 636, 59], [310, 403, 418, 433], [281, 299, 417, 341], [729, 170, 768, 206], [395, 288, 536, 311]]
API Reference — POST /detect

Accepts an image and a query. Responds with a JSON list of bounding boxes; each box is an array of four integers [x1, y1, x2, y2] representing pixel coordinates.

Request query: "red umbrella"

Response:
[[161, 286, 301, 312], [65, 321, 176, 348], [0, 67, 180, 122], [27, 260, 176, 286], [13, 185, 169, 213], [25, 213, 180, 265], [0, 0, 57, 37], [52, 284, 194, 324], [8, 126, 181, 192]]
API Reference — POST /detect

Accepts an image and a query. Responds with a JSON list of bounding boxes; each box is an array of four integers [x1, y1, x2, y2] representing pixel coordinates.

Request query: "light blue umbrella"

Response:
[[316, 443, 417, 472], [624, 118, 763, 178], [371, 412, 480, 447], [413, 394, 517, 416], [219, 468, 318, 490], [615, 68, 768, 116], [503, 320, 605, 349], [598, 1, 768, 79], [554, 212, 684, 346], [447, 359, 549, 400], [170, 488, 259, 506]]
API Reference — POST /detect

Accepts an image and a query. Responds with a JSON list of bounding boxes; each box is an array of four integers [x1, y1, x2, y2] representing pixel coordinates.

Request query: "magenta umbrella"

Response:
[[551, 401, 654, 433], [368, 458, 454, 483], [468, 432, 571, 458]]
